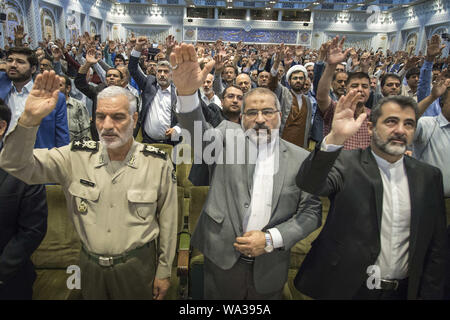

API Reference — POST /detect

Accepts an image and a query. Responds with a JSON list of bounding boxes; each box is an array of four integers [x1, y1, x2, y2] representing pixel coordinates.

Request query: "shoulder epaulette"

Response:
[[142, 145, 167, 160], [71, 139, 99, 153]]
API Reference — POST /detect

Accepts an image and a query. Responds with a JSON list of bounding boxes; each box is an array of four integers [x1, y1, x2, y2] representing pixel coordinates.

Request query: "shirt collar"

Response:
[[157, 84, 171, 93], [371, 150, 404, 171], [12, 79, 34, 94], [437, 112, 450, 128]]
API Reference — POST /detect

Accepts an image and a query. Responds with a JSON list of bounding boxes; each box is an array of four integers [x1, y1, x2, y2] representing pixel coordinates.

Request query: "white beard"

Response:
[[99, 120, 134, 150]]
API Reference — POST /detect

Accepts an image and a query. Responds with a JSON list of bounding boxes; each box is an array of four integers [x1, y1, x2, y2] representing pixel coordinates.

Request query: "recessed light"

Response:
[[313, 2, 319, 5]]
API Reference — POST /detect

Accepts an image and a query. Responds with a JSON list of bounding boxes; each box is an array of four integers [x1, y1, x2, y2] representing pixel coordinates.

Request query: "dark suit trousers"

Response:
[[203, 256, 282, 300], [0, 261, 35, 300]]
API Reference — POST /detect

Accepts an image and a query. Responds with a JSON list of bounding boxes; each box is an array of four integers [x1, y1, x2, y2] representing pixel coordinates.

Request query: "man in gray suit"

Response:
[[171, 43, 322, 300]]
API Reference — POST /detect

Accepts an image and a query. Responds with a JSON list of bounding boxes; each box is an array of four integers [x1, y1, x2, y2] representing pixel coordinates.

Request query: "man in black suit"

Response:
[[295, 92, 447, 300], [128, 37, 179, 145], [0, 100, 47, 299]]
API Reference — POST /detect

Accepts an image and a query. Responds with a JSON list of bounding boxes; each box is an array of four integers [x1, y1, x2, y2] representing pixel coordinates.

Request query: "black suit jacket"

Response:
[[128, 55, 178, 138], [0, 168, 47, 293], [294, 146, 447, 299]]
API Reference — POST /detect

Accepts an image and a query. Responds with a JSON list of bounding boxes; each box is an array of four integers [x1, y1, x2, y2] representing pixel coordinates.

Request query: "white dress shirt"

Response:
[[144, 84, 180, 140], [201, 92, 222, 109], [321, 138, 411, 280], [177, 93, 284, 248], [5, 80, 34, 137], [372, 152, 411, 280], [244, 140, 284, 248]]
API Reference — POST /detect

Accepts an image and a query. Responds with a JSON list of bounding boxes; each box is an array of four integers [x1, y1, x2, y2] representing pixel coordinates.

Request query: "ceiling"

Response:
[[116, 0, 426, 12]]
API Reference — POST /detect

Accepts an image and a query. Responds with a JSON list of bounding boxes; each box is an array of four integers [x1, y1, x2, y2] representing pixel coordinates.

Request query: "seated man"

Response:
[[0, 100, 47, 299]]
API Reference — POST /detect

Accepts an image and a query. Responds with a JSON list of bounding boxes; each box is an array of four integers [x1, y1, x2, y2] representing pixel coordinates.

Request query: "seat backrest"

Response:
[[188, 186, 210, 235], [32, 184, 81, 269]]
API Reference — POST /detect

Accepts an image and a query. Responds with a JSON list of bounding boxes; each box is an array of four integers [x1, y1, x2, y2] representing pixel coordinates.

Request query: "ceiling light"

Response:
[[304, 8, 310, 11], [265, 7, 271, 10], [357, 3, 364, 6], [402, 4, 409, 7], [313, 2, 319, 5]]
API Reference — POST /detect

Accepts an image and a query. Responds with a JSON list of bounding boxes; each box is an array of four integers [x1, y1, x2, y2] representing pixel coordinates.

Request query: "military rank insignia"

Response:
[[71, 139, 99, 153], [142, 145, 167, 160], [78, 199, 88, 213]]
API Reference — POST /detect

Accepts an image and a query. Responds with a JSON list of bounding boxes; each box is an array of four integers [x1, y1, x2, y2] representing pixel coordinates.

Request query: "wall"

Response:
[[1, 0, 448, 54]]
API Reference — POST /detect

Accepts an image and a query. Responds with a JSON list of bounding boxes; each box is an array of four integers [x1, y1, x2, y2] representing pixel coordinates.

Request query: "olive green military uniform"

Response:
[[0, 124, 178, 299]]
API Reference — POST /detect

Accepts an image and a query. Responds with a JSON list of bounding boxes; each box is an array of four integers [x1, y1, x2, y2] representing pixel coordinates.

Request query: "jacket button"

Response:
[[244, 203, 249, 208]]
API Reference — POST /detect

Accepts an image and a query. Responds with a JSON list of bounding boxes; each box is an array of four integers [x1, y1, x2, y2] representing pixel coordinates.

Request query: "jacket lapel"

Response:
[[361, 148, 383, 233], [404, 156, 419, 263]]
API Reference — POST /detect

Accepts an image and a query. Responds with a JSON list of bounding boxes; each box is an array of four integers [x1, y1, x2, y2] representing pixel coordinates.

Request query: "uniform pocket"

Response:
[[127, 190, 157, 220], [68, 182, 100, 225]]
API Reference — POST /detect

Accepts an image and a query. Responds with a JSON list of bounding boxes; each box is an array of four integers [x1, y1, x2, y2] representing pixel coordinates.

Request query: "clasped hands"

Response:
[[233, 230, 267, 258]]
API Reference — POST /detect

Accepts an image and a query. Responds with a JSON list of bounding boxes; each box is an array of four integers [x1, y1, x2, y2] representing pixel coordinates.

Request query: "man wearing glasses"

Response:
[[172, 43, 322, 300]]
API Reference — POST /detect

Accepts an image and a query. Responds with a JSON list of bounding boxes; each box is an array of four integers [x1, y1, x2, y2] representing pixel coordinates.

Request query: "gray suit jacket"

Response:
[[177, 101, 322, 294]]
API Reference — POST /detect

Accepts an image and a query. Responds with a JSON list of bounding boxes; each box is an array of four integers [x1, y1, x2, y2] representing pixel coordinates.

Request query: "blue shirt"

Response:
[[417, 60, 441, 117], [412, 113, 450, 197]]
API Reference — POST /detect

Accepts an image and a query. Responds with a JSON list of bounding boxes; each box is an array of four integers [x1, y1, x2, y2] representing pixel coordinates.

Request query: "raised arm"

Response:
[[74, 48, 101, 102], [170, 43, 216, 162], [296, 89, 366, 196], [0, 71, 71, 185], [316, 36, 351, 115], [128, 36, 150, 91]]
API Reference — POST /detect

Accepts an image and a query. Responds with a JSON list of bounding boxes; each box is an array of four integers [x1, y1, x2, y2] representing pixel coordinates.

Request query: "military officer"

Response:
[[0, 71, 178, 300]]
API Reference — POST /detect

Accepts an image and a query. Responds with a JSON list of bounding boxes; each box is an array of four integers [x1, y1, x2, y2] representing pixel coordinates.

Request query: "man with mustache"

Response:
[[128, 36, 180, 145], [0, 73, 178, 300], [0, 47, 69, 149], [172, 43, 322, 299], [316, 36, 372, 150], [295, 92, 447, 300], [200, 73, 222, 108]]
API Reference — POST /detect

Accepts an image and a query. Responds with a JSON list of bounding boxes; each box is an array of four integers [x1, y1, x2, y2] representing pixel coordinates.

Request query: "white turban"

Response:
[[286, 64, 308, 81]]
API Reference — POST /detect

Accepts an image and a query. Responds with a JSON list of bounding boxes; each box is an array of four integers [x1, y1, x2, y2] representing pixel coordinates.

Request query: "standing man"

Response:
[[316, 36, 372, 150], [59, 75, 91, 141], [294, 92, 447, 300], [128, 37, 180, 145], [0, 73, 178, 300], [1, 47, 70, 148], [0, 100, 48, 300], [172, 43, 322, 300], [201, 73, 222, 108]]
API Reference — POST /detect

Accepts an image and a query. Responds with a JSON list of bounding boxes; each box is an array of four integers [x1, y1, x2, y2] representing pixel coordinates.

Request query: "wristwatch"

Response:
[[264, 232, 274, 253]]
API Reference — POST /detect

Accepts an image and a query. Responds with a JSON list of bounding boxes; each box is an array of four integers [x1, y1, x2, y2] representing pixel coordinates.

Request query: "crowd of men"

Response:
[[0, 23, 449, 300]]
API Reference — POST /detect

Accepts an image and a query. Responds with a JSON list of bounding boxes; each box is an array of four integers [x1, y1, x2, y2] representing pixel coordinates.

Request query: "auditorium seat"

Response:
[[32, 184, 82, 300]]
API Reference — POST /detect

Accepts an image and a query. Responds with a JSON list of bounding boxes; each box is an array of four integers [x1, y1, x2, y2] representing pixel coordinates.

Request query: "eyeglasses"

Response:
[[243, 109, 279, 120]]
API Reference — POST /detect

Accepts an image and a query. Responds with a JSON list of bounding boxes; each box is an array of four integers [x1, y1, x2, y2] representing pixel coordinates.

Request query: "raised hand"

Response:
[[14, 25, 27, 41], [326, 89, 367, 146], [19, 71, 61, 127], [326, 36, 351, 66], [431, 76, 450, 99], [426, 34, 445, 62], [135, 36, 148, 52], [85, 47, 100, 65], [404, 56, 420, 70], [170, 43, 215, 96], [213, 53, 226, 74]]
